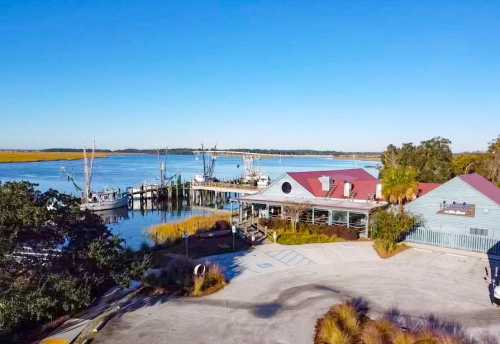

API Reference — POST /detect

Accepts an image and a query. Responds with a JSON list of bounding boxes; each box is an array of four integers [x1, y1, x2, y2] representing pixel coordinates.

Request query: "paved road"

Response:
[[95, 242, 500, 344]]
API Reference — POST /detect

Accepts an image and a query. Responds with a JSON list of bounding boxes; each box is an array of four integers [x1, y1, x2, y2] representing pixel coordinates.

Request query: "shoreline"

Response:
[[0, 151, 381, 164]]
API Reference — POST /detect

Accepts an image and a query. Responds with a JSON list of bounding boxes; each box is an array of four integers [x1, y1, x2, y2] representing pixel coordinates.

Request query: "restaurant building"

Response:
[[237, 168, 388, 237]]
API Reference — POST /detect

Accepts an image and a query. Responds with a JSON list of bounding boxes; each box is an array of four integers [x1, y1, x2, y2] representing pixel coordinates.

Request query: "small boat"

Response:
[[80, 187, 128, 211]]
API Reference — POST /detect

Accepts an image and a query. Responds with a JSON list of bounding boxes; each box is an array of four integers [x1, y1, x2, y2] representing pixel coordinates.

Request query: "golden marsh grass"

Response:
[[149, 212, 231, 245], [0, 151, 110, 163]]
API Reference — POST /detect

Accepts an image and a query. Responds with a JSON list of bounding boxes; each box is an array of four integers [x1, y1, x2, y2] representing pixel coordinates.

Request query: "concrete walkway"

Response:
[[94, 242, 500, 344]]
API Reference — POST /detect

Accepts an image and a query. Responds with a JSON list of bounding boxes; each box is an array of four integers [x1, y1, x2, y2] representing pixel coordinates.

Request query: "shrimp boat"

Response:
[[80, 146, 128, 211], [63, 144, 128, 211], [81, 187, 128, 211]]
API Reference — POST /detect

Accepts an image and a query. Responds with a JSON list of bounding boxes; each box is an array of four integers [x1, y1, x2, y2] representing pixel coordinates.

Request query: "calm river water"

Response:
[[0, 154, 379, 249]]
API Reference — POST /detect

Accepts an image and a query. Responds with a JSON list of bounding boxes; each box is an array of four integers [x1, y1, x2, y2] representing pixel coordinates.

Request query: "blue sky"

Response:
[[1, 1, 499, 152]]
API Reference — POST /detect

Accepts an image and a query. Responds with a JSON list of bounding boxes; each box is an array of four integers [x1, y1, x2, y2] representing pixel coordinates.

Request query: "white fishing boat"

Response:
[[63, 143, 128, 211], [80, 188, 128, 211]]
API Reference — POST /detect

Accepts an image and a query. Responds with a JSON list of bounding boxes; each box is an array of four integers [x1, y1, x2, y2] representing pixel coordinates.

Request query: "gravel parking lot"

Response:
[[95, 242, 500, 344]]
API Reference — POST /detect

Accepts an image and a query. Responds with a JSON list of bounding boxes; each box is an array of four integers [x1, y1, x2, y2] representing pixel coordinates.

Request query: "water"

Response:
[[0, 154, 379, 249]]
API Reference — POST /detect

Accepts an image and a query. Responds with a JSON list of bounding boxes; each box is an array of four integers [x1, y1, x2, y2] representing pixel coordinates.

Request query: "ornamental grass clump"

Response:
[[191, 264, 226, 297], [315, 300, 480, 344], [149, 213, 231, 245]]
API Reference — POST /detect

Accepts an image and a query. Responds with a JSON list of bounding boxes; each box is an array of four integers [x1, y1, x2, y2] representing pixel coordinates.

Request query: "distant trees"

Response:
[[451, 136, 499, 186], [381, 137, 453, 183], [0, 182, 148, 342]]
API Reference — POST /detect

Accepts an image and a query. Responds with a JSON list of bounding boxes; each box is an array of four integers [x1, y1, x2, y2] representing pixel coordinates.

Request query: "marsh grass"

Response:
[[149, 213, 231, 245], [0, 151, 109, 163]]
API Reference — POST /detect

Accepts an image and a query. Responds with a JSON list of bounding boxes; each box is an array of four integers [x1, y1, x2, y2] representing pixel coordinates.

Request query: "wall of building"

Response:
[[258, 174, 313, 199], [406, 177, 500, 238]]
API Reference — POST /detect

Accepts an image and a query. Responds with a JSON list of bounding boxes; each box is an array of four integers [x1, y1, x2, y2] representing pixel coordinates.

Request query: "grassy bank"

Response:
[[0, 151, 110, 163], [149, 213, 231, 245]]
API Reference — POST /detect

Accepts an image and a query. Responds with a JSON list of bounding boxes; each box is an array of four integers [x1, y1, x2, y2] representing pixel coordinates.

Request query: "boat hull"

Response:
[[80, 196, 129, 211]]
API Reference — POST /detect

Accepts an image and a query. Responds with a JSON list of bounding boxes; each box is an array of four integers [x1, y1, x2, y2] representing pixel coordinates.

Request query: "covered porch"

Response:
[[237, 196, 386, 238]]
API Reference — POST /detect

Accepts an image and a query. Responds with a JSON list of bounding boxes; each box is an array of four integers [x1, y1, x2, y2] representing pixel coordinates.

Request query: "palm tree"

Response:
[[382, 166, 418, 213]]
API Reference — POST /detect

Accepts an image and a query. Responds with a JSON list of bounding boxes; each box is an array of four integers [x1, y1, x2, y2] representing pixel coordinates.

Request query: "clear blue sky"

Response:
[[1, 1, 499, 152]]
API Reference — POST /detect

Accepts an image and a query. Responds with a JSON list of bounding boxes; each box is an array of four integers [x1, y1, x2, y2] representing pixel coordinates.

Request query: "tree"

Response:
[[486, 136, 500, 186], [283, 203, 311, 232], [382, 166, 418, 213], [0, 182, 148, 342], [371, 210, 420, 254], [380, 137, 453, 183]]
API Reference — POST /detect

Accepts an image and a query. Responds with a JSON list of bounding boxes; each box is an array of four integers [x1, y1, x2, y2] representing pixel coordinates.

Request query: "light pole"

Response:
[[183, 232, 189, 257], [232, 225, 236, 251]]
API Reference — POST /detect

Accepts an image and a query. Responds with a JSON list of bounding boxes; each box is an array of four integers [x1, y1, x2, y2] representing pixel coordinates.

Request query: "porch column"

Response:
[[280, 205, 284, 219], [328, 210, 332, 225], [312, 207, 315, 224], [251, 204, 255, 223], [346, 211, 350, 228], [364, 212, 370, 238]]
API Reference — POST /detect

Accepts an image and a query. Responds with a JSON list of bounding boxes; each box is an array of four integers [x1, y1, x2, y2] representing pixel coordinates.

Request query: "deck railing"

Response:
[[405, 228, 500, 255]]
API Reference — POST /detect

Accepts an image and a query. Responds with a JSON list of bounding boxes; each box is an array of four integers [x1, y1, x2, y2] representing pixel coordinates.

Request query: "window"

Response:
[[470, 227, 488, 236], [281, 182, 292, 194]]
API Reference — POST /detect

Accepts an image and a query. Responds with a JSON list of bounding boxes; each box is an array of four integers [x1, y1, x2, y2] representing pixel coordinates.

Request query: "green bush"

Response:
[[276, 232, 343, 245], [370, 210, 419, 257]]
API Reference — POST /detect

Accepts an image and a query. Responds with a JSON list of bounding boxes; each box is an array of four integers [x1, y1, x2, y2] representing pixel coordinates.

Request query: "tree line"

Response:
[[381, 136, 499, 186]]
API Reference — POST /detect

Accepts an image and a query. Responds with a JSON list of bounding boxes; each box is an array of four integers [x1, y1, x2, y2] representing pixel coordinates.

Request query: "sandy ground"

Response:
[[94, 242, 500, 344]]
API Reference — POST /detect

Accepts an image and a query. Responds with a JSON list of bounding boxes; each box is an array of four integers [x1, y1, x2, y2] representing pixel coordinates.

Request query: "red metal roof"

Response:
[[417, 183, 440, 197], [287, 169, 439, 201], [459, 173, 500, 205], [287, 169, 378, 200]]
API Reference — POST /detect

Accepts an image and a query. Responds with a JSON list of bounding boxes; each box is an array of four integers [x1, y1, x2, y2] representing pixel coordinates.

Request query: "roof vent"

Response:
[[376, 183, 383, 200], [318, 176, 331, 192], [344, 181, 352, 198]]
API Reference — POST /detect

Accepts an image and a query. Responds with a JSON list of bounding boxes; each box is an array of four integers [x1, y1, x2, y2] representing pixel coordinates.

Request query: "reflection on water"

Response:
[[102, 203, 215, 250], [94, 207, 129, 225]]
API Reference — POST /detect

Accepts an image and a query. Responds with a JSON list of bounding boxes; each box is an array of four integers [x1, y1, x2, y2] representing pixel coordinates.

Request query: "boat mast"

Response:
[[83, 141, 95, 201]]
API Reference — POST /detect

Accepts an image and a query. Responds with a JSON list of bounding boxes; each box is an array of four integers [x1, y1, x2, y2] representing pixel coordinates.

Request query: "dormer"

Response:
[[318, 176, 332, 192]]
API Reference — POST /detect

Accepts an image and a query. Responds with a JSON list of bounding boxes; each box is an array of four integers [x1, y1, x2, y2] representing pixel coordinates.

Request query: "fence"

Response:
[[405, 228, 500, 255]]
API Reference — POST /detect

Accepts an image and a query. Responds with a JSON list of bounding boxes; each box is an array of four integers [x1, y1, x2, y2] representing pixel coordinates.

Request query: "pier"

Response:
[[128, 180, 260, 209]]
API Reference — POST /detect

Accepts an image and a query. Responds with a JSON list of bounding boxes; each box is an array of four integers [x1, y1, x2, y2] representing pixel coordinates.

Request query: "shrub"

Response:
[[315, 300, 480, 344], [150, 213, 231, 245], [315, 303, 361, 344], [370, 210, 419, 257], [262, 219, 360, 241], [143, 257, 196, 292], [276, 232, 343, 245], [373, 240, 409, 259], [191, 265, 226, 297], [143, 258, 226, 297]]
